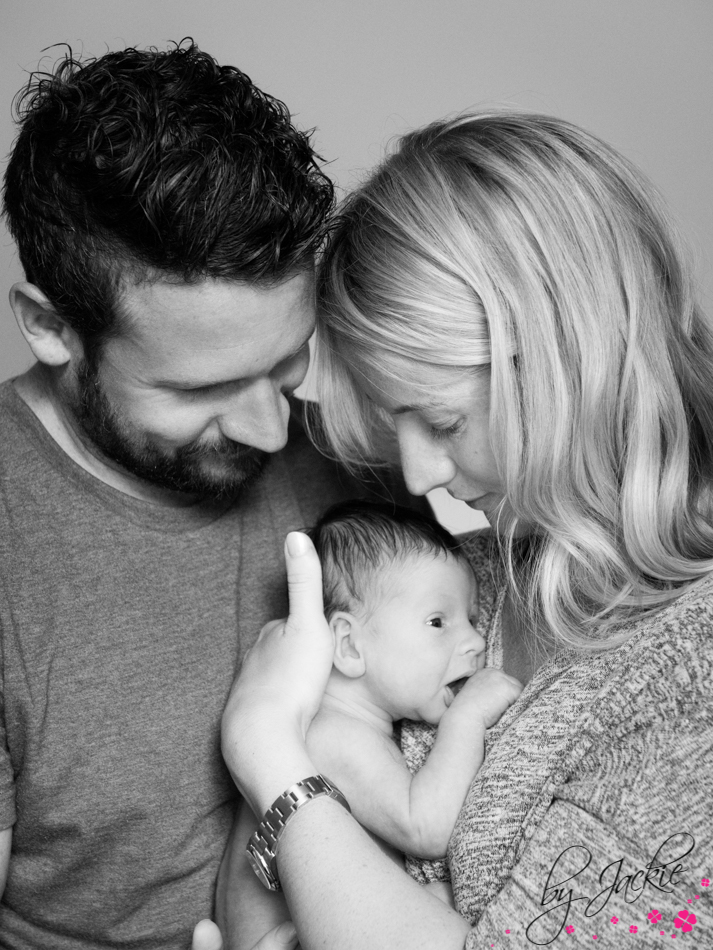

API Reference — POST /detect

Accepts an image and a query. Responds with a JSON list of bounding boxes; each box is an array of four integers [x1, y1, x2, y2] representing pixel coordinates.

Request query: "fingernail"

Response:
[[286, 531, 310, 556]]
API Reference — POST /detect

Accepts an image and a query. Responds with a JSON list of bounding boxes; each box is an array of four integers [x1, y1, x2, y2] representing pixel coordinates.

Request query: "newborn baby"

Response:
[[222, 501, 521, 947]]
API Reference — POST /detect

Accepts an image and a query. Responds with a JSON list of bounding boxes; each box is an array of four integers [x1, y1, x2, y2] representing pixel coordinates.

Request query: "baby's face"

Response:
[[360, 552, 484, 725]]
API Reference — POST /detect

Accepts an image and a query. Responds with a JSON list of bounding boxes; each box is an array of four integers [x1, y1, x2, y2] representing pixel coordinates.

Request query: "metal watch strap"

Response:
[[246, 774, 351, 891]]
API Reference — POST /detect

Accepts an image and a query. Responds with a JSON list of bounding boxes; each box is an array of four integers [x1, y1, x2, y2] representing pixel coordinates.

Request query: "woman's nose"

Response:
[[396, 420, 457, 496]]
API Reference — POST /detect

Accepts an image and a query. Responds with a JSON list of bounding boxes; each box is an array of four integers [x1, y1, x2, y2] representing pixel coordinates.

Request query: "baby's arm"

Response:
[[307, 667, 521, 860], [216, 798, 291, 950], [407, 667, 521, 855]]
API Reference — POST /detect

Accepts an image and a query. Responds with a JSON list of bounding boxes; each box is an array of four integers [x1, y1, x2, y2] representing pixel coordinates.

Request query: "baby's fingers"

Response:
[[484, 670, 523, 705]]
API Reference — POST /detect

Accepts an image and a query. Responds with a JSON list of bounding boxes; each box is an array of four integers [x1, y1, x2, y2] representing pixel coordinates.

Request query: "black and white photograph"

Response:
[[0, 1, 711, 947]]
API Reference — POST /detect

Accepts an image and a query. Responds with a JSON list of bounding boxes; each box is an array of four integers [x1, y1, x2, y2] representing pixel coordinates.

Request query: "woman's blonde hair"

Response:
[[313, 111, 713, 650]]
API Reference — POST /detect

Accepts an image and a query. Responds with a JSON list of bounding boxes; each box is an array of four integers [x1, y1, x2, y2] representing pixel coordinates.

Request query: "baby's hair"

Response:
[[307, 500, 468, 619]]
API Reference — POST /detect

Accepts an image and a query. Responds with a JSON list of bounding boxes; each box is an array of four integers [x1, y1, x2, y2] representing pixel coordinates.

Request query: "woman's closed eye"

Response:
[[429, 419, 465, 441]]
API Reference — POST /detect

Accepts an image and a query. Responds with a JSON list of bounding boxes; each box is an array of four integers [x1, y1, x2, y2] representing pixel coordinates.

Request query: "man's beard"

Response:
[[71, 359, 267, 500]]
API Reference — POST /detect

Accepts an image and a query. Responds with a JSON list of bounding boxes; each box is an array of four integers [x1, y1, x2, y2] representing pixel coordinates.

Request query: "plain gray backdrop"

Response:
[[1, 0, 711, 530]]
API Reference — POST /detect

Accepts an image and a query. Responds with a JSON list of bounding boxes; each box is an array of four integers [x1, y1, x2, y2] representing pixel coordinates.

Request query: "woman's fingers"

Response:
[[191, 920, 299, 950], [240, 532, 333, 722], [221, 531, 333, 810], [252, 920, 299, 949], [192, 919, 223, 950], [284, 531, 324, 624]]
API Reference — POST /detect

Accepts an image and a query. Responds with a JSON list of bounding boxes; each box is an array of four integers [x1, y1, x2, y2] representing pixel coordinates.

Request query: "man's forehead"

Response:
[[108, 272, 316, 380]]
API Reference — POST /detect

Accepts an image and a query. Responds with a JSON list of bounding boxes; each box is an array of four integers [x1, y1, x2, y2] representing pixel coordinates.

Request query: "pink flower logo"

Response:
[[674, 910, 697, 933], [610, 916, 619, 924], [702, 878, 710, 887], [565, 924, 575, 934], [629, 925, 638, 933], [648, 910, 662, 923]]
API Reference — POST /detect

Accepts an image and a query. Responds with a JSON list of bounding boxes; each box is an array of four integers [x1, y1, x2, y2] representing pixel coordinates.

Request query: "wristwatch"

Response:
[[246, 774, 351, 891]]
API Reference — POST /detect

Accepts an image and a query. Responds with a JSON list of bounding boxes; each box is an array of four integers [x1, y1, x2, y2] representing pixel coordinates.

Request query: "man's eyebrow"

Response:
[[156, 341, 310, 389]]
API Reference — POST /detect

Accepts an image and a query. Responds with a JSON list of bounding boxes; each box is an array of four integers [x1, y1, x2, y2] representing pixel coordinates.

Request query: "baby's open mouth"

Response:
[[448, 677, 470, 696], [445, 676, 471, 706]]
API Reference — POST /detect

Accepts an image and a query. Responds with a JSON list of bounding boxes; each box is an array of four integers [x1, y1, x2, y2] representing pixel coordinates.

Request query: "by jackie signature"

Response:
[[524, 832, 695, 945]]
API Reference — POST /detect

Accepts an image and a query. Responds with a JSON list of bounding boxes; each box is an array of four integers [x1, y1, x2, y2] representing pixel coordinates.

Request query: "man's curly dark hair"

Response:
[[2, 40, 334, 356]]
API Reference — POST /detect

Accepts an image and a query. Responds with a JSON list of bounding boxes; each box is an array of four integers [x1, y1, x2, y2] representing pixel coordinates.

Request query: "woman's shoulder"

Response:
[[479, 573, 713, 780], [591, 573, 713, 729], [623, 572, 713, 669]]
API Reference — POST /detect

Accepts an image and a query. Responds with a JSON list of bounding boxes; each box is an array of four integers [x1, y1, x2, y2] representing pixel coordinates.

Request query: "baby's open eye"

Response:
[[426, 617, 443, 628]]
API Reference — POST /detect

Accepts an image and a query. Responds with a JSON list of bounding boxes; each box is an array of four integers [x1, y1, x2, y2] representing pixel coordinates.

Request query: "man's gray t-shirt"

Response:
[[0, 380, 380, 948]]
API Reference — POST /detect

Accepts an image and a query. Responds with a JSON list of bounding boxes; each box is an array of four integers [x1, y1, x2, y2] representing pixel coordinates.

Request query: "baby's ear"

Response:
[[330, 613, 366, 678]]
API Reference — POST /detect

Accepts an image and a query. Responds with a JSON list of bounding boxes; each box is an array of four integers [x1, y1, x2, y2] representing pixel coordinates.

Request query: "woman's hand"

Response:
[[217, 537, 471, 950], [192, 919, 298, 950], [221, 532, 333, 814]]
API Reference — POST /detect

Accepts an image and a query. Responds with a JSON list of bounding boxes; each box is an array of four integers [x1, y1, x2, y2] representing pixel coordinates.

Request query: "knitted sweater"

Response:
[[402, 535, 712, 947]]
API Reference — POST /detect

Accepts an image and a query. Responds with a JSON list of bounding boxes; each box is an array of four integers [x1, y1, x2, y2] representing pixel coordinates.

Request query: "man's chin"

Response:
[[118, 447, 268, 500], [179, 455, 268, 500]]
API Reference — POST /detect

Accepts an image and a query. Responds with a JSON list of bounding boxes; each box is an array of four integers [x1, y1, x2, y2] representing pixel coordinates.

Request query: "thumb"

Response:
[[284, 532, 324, 626], [253, 920, 299, 949], [192, 919, 223, 950]]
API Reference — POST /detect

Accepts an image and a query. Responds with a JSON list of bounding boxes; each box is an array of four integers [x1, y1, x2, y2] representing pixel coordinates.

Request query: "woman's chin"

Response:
[[467, 498, 531, 538], [465, 494, 505, 522]]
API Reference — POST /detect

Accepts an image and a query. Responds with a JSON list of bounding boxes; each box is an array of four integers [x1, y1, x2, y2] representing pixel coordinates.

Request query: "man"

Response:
[[0, 42, 408, 948]]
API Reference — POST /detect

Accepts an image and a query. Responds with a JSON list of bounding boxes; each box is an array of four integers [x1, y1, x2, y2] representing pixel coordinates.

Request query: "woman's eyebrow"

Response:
[[391, 400, 445, 415]]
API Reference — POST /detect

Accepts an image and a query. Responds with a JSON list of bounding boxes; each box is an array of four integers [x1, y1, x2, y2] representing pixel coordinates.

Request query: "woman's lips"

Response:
[[465, 495, 494, 510], [448, 491, 497, 511]]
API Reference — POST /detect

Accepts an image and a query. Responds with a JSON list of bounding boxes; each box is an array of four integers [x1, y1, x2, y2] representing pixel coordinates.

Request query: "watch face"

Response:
[[247, 843, 280, 891]]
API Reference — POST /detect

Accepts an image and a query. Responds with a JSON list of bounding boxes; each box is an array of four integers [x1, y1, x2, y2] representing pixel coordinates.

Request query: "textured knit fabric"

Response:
[[0, 380, 408, 950], [402, 534, 713, 947]]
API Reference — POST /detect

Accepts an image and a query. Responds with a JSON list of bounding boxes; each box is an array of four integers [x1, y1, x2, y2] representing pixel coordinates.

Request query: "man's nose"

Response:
[[217, 379, 290, 453]]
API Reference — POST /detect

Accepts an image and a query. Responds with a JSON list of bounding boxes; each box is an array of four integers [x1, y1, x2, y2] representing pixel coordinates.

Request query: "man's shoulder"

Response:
[[0, 378, 26, 426], [0, 377, 48, 472]]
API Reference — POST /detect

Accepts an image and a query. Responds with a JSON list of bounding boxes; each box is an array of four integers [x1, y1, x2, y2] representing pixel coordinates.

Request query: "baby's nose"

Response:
[[465, 627, 486, 657]]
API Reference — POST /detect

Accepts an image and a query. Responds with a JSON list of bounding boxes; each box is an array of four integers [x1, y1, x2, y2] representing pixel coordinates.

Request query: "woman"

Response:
[[216, 113, 713, 948]]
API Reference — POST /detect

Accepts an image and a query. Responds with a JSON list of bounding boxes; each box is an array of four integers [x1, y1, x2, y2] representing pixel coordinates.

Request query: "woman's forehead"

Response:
[[352, 358, 489, 413]]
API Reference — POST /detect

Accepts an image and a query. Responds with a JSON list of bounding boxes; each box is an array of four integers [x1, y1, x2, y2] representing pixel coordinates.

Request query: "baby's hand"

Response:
[[448, 667, 522, 730]]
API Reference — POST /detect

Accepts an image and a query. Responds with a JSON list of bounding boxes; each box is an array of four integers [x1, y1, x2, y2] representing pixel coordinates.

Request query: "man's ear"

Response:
[[329, 613, 367, 679], [10, 282, 80, 367]]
